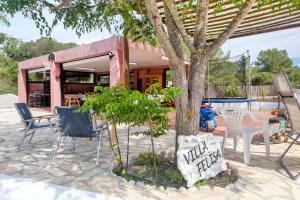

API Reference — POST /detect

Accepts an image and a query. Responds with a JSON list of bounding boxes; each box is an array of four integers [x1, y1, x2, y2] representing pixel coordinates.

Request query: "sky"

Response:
[[1, 12, 300, 66]]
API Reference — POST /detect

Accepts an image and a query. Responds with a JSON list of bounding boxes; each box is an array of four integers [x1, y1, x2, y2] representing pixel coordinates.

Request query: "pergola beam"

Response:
[[155, 0, 300, 42]]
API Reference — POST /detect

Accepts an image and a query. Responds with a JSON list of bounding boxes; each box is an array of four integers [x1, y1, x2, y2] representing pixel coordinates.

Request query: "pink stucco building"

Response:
[[18, 37, 172, 111]]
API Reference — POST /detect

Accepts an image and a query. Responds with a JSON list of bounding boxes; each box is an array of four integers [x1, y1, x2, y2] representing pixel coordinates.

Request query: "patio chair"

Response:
[[53, 106, 110, 165], [14, 103, 56, 151], [273, 73, 300, 180], [218, 107, 270, 165]]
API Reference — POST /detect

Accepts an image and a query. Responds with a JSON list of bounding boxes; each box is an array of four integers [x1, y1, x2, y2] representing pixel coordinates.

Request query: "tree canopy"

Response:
[[0, 34, 77, 61], [0, 55, 18, 94], [0, 33, 78, 94], [0, 0, 158, 46], [256, 49, 294, 72], [207, 51, 241, 87], [252, 48, 300, 87]]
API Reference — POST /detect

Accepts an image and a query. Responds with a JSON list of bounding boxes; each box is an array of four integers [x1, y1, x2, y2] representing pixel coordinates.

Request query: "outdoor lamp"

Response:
[[108, 51, 115, 59], [48, 53, 55, 61]]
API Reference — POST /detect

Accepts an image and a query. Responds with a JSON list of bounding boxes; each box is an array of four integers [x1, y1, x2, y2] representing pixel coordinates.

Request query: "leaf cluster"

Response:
[[81, 83, 182, 138], [0, 33, 77, 61], [225, 85, 240, 97], [136, 152, 166, 166], [251, 48, 300, 87], [0, 0, 159, 46], [0, 55, 18, 94]]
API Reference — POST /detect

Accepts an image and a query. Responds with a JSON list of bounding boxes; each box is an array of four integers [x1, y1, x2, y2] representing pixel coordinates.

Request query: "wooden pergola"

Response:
[[156, 0, 300, 42]]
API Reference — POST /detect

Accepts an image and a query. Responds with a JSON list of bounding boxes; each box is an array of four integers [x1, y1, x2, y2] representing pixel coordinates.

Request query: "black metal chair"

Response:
[[273, 73, 300, 180], [53, 106, 110, 165], [14, 103, 56, 151]]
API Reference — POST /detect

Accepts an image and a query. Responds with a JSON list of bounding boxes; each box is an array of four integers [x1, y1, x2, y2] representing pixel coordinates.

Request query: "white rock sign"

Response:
[[177, 133, 227, 187]]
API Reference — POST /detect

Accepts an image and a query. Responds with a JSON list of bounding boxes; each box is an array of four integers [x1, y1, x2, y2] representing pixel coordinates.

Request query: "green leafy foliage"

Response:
[[0, 33, 77, 94], [164, 169, 185, 186], [81, 83, 181, 170], [195, 171, 238, 189], [136, 152, 166, 166], [112, 166, 134, 181], [195, 179, 209, 187], [0, 55, 18, 94], [113, 151, 237, 189], [0, 0, 159, 46], [0, 34, 77, 61], [255, 48, 294, 73], [207, 50, 240, 87], [207, 48, 300, 90], [252, 48, 300, 87], [260, 89, 268, 97], [82, 83, 182, 138], [225, 85, 240, 97]]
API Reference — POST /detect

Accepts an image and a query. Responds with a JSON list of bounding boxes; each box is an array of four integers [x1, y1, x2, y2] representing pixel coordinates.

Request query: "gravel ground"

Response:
[[0, 94, 18, 109]]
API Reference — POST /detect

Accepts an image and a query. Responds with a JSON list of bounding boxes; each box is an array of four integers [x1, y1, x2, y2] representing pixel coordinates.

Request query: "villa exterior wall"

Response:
[[17, 69, 27, 104], [17, 36, 169, 111], [50, 62, 62, 111], [109, 49, 126, 86]]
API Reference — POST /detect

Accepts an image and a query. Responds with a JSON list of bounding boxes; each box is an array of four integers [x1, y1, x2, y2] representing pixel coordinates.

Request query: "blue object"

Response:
[[200, 107, 217, 130], [53, 106, 110, 165], [14, 103, 56, 151], [55, 106, 96, 138]]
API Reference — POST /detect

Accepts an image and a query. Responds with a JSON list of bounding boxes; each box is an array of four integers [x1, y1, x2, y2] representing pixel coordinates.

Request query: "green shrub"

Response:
[[225, 85, 240, 97], [112, 166, 134, 182], [0, 85, 17, 95], [195, 179, 209, 188], [260, 89, 268, 97], [164, 169, 185, 186], [136, 152, 165, 166]]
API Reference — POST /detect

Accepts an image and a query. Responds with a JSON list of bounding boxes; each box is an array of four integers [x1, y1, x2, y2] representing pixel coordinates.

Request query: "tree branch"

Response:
[[207, 0, 256, 56], [164, 2, 188, 86], [164, 0, 195, 52], [193, 0, 209, 49], [145, 0, 180, 65], [187, 0, 209, 103]]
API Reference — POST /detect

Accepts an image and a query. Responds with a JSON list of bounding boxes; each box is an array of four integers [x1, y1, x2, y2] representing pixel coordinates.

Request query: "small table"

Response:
[[64, 95, 80, 106]]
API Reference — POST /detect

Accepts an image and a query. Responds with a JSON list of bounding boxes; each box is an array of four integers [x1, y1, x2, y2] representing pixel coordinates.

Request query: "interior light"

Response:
[[129, 62, 138, 65], [76, 67, 96, 71]]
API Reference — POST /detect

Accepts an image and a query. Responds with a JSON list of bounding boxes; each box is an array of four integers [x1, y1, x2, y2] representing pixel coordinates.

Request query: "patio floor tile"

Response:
[[0, 109, 300, 199]]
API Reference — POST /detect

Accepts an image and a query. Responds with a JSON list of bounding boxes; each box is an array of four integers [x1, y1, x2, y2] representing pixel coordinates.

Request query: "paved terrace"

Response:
[[0, 108, 300, 200]]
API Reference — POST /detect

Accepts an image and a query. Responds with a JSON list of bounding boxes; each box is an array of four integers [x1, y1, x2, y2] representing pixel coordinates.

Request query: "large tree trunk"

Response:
[[172, 54, 208, 162], [164, 2, 209, 162], [164, 4, 189, 163], [145, 0, 257, 167], [186, 53, 209, 135]]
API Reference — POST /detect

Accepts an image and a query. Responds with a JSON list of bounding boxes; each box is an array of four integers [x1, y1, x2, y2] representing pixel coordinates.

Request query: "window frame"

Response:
[[63, 70, 96, 84]]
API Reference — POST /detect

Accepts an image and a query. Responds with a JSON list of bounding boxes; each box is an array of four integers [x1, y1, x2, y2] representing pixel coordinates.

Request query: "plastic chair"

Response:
[[219, 107, 270, 165]]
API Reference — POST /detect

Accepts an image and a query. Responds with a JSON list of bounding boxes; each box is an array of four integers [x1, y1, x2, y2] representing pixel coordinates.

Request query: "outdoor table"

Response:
[[64, 94, 80, 106]]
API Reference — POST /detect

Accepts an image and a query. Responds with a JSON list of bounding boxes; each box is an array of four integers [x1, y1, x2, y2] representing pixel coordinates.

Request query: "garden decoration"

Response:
[[177, 133, 227, 187], [269, 109, 288, 143]]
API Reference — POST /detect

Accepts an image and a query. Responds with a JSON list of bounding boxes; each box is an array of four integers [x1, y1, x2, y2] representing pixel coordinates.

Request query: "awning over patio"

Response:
[[61, 42, 169, 73]]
